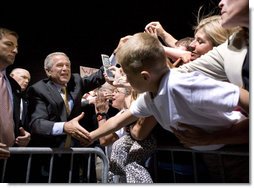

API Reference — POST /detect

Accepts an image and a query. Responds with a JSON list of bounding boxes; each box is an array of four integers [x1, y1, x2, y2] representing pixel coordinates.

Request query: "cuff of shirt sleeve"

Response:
[[52, 122, 65, 135]]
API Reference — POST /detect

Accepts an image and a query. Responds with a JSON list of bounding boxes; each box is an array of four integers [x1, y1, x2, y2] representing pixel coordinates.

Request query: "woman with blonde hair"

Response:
[[145, 14, 239, 65]]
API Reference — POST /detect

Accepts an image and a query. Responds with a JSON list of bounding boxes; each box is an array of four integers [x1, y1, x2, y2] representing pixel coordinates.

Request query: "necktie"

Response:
[[62, 87, 70, 115], [61, 87, 72, 148], [0, 72, 15, 146]]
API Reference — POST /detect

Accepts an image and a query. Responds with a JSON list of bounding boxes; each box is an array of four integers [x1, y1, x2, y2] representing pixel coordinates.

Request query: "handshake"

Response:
[[63, 112, 94, 147]]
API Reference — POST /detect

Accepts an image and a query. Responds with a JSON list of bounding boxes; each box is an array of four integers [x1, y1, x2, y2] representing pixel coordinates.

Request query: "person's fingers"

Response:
[[0, 143, 7, 147], [0, 148, 10, 159], [75, 112, 85, 121], [75, 127, 92, 141], [19, 127, 26, 135], [173, 58, 182, 67]]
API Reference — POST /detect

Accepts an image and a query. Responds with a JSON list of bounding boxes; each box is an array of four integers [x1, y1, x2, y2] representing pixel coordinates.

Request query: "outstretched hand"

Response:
[[64, 112, 92, 143]]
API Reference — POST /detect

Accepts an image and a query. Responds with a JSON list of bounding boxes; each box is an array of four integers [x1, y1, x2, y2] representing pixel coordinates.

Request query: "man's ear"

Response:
[[140, 71, 151, 81], [45, 68, 51, 77]]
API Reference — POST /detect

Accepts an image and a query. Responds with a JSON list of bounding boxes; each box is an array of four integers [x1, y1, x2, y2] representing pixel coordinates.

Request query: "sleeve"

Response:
[[171, 71, 240, 112], [176, 43, 229, 82], [114, 128, 126, 138], [27, 85, 57, 135], [129, 93, 152, 117], [52, 122, 65, 135], [82, 67, 106, 92]]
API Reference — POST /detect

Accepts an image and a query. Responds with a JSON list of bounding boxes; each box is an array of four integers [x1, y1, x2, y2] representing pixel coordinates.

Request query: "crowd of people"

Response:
[[0, 0, 250, 183]]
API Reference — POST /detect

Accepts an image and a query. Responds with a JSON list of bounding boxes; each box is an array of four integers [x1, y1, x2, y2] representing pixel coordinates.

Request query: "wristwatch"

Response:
[[96, 113, 107, 121]]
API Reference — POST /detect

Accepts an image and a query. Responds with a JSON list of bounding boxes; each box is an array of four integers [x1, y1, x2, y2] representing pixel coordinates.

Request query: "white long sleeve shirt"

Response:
[[130, 70, 246, 151]]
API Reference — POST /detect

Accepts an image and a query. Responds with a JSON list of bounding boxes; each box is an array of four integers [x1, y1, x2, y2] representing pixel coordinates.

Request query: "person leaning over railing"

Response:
[[170, 0, 249, 182], [83, 32, 248, 180], [173, 0, 249, 149]]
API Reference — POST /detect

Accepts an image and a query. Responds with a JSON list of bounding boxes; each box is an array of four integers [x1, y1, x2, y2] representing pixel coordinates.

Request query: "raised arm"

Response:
[[163, 46, 191, 63], [94, 92, 119, 146], [144, 21, 178, 47]]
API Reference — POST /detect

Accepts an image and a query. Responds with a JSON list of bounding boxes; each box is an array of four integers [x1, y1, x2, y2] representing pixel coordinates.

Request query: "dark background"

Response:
[[2, 0, 220, 84]]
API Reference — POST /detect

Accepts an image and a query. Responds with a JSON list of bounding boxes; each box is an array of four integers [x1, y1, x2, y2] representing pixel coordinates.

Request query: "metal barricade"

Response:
[[149, 145, 249, 183], [1, 145, 249, 183], [1, 147, 109, 183]]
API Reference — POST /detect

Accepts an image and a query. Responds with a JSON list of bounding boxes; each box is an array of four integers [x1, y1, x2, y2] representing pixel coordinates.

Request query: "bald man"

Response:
[[10, 68, 31, 92], [10, 68, 31, 133]]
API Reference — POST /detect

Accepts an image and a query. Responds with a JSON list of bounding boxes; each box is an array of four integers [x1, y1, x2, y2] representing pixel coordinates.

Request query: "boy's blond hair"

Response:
[[116, 33, 168, 75]]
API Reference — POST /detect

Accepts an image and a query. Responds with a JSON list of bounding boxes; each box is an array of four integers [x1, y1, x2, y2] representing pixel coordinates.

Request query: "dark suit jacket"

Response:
[[0, 76, 27, 182], [27, 68, 105, 147], [7, 75, 23, 139]]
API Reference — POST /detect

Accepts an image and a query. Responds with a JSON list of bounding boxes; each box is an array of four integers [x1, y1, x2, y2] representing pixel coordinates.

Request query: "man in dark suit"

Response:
[[10, 68, 31, 131], [0, 27, 31, 182], [27, 52, 106, 182], [4, 72, 32, 183], [7, 73, 31, 146]]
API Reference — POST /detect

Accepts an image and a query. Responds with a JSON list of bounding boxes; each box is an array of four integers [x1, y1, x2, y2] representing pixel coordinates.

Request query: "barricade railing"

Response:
[[1, 145, 249, 183], [1, 147, 109, 183], [149, 144, 249, 183]]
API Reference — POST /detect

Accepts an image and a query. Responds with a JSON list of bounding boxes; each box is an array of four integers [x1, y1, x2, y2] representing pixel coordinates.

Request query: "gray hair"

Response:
[[44, 52, 71, 70]]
